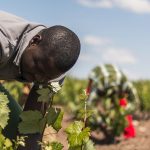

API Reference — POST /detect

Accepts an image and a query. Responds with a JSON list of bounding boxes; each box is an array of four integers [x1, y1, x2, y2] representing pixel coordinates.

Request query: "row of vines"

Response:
[[3, 78, 150, 113], [0, 77, 150, 149]]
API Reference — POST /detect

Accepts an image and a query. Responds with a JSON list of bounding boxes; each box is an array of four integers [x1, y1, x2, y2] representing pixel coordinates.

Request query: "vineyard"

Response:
[[0, 77, 150, 150]]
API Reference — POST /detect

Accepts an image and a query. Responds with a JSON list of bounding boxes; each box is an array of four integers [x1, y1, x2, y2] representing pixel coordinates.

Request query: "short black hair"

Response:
[[39, 25, 80, 72]]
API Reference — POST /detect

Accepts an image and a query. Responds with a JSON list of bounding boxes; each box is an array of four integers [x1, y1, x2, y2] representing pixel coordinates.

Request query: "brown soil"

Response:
[[94, 120, 150, 150], [44, 113, 150, 150]]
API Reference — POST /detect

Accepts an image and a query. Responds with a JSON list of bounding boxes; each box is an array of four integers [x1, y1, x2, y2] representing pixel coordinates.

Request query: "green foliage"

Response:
[[19, 81, 63, 135], [37, 88, 51, 103], [107, 105, 128, 136], [54, 77, 87, 111], [0, 134, 13, 150], [37, 82, 62, 103], [47, 108, 63, 131], [47, 108, 60, 125], [0, 93, 10, 129], [18, 108, 64, 134], [1, 78, 150, 149], [79, 90, 88, 101], [0, 85, 26, 149], [54, 77, 150, 113], [38, 81, 94, 150], [3, 81, 24, 102], [0, 79, 97, 149], [77, 109, 94, 121], [65, 90, 96, 150], [52, 110, 63, 131], [88, 97, 129, 138], [0, 129, 26, 150], [18, 110, 44, 134], [2, 78, 150, 113], [54, 77, 137, 139], [40, 141, 63, 150], [50, 141, 64, 150], [0, 81, 64, 149], [65, 121, 90, 149], [13, 136, 26, 149], [82, 140, 95, 150], [133, 80, 150, 111]]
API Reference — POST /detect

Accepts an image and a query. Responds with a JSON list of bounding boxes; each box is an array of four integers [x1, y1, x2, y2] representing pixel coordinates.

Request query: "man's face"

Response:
[[20, 45, 62, 83]]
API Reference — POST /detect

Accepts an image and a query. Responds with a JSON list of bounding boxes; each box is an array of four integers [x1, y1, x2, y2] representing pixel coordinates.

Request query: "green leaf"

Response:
[[67, 128, 90, 148], [53, 111, 64, 131], [37, 88, 50, 95], [37, 88, 51, 103], [19, 110, 43, 121], [47, 108, 63, 131], [65, 121, 90, 147], [51, 141, 64, 150], [0, 93, 10, 129], [80, 127, 90, 143], [77, 109, 94, 120], [66, 121, 84, 134], [83, 140, 96, 150], [14, 136, 26, 148], [18, 121, 40, 134], [47, 108, 61, 125], [68, 146, 81, 150], [79, 90, 88, 101], [4, 138, 13, 148], [39, 118, 47, 134], [0, 134, 5, 148], [18, 111, 43, 134]]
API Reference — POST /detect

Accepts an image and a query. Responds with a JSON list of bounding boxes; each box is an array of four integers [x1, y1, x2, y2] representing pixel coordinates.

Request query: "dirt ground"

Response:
[[43, 113, 150, 150], [94, 120, 150, 150]]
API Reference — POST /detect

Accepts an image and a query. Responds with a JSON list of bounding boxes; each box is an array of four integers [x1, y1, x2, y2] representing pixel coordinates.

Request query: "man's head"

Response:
[[20, 25, 80, 83]]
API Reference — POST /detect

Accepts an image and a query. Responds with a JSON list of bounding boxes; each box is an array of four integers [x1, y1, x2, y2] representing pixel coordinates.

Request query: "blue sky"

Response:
[[1, 0, 150, 80]]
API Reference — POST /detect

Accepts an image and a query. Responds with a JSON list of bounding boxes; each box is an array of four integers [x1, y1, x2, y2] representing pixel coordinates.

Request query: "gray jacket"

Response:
[[0, 11, 46, 80]]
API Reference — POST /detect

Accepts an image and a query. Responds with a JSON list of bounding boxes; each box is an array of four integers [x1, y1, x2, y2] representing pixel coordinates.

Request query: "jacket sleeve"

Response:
[[0, 31, 14, 65]]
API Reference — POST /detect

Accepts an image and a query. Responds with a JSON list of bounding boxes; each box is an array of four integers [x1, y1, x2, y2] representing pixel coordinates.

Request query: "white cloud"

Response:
[[77, 0, 150, 14], [115, 0, 150, 13], [77, 0, 113, 8], [83, 35, 111, 46], [102, 48, 137, 64], [82, 35, 137, 65], [79, 54, 92, 62], [79, 53, 99, 63]]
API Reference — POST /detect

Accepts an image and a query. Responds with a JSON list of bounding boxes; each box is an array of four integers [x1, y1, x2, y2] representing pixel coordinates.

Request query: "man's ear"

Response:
[[29, 34, 42, 46]]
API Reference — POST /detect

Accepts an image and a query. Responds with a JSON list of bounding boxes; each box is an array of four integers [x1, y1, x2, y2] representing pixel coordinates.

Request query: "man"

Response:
[[0, 11, 80, 149], [0, 11, 80, 83], [87, 64, 139, 140]]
